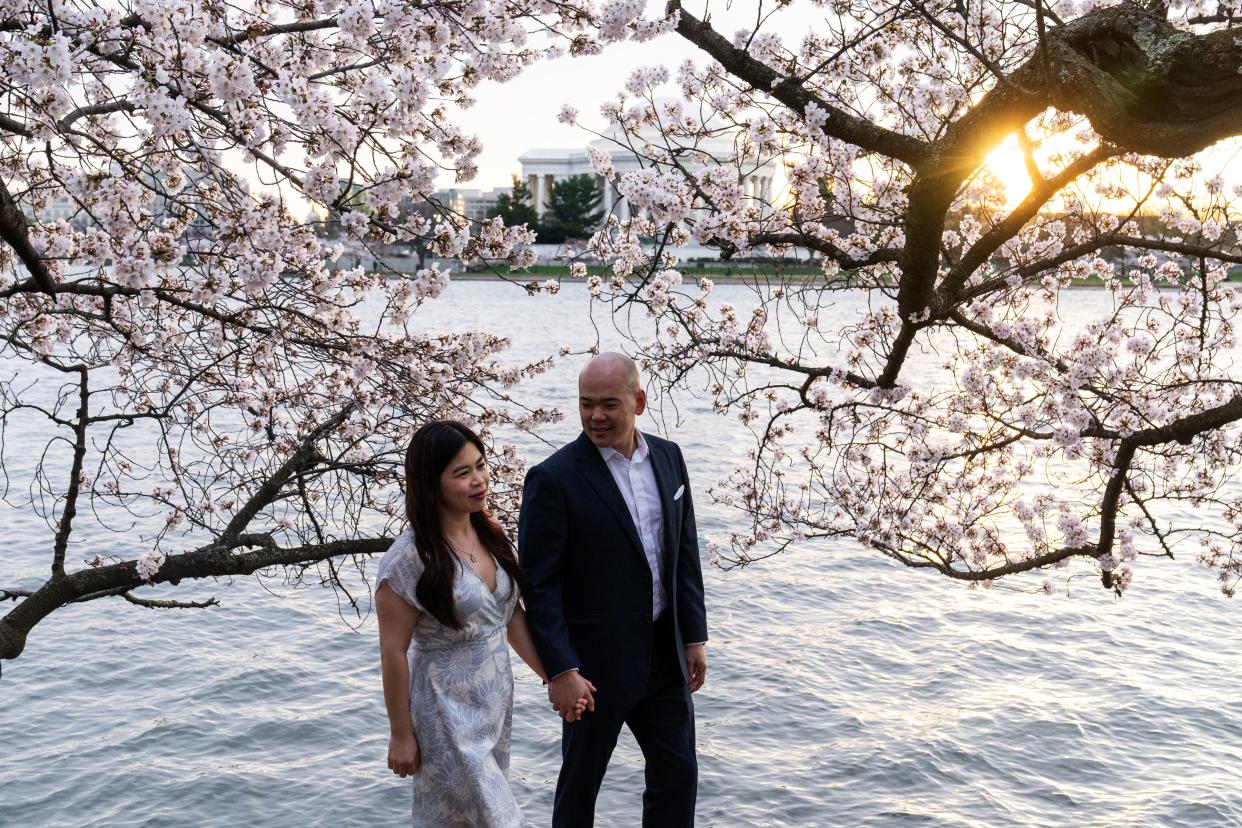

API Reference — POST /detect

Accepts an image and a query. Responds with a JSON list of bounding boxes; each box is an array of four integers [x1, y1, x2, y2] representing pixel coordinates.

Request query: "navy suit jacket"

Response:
[[519, 431, 709, 707]]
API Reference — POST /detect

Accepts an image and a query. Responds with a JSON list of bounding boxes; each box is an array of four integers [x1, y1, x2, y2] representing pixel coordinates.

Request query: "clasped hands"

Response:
[[548, 645, 708, 721], [547, 670, 596, 722]]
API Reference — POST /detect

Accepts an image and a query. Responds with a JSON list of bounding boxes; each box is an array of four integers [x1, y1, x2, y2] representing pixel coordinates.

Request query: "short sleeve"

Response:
[[376, 529, 426, 611]]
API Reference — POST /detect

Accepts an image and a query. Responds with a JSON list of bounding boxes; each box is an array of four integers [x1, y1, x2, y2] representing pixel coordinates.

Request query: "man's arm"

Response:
[[518, 463, 580, 679], [674, 444, 708, 646]]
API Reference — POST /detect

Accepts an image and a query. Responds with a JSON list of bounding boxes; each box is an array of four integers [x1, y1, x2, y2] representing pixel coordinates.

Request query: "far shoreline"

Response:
[[340, 257, 1242, 289], [427, 270, 1242, 289]]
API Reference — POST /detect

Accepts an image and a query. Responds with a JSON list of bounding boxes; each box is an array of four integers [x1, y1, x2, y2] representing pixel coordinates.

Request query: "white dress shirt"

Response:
[[598, 430, 668, 620]]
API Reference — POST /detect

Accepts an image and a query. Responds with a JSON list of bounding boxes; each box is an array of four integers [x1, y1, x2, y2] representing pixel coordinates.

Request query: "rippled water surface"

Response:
[[4, 282, 1242, 827]]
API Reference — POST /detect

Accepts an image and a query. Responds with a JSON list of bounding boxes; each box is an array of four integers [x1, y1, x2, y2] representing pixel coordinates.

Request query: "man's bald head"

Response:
[[578, 352, 645, 457], [579, 352, 641, 394]]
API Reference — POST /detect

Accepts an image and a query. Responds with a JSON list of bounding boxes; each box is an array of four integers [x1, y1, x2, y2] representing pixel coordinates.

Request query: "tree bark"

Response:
[[0, 536, 392, 663]]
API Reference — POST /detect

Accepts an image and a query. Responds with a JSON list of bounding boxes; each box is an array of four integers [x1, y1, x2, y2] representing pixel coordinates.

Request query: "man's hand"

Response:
[[388, 730, 420, 777], [548, 671, 596, 722], [685, 644, 707, 692]]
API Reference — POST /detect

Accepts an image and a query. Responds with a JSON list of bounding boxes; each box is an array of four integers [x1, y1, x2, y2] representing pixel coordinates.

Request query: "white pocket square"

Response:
[[674, 485, 685, 501]]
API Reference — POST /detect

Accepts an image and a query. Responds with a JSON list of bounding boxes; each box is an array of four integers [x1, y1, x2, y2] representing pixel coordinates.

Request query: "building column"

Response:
[[542, 174, 555, 216], [600, 175, 613, 215], [527, 174, 539, 213]]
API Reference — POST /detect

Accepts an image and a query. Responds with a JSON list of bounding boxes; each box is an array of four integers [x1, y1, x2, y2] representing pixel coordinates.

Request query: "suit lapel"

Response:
[[572, 433, 644, 556], [647, 437, 680, 586]]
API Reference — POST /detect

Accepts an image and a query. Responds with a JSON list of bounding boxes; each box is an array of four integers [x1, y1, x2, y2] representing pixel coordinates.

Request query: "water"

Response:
[[3, 282, 1241, 827]]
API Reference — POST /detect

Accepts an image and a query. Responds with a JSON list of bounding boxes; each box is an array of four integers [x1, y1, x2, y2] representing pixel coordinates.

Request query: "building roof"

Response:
[[517, 148, 588, 162]]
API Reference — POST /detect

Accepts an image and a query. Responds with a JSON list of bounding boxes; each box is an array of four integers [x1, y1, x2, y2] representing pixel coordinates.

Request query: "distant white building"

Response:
[[517, 133, 781, 262], [434, 186, 513, 222], [518, 135, 780, 224], [29, 193, 78, 225]]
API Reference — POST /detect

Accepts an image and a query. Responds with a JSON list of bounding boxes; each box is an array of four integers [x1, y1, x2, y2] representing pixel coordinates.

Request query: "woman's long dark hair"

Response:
[[404, 420, 525, 629]]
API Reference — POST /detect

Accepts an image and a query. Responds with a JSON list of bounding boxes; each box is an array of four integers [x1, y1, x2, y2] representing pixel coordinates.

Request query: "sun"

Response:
[[981, 135, 1034, 207]]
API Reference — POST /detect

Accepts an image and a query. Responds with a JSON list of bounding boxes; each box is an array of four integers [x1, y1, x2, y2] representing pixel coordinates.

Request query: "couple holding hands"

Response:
[[376, 353, 710, 827]]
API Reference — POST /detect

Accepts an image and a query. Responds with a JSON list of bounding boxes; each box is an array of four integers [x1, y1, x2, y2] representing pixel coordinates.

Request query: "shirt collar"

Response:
[[598, 429, 649, 464]]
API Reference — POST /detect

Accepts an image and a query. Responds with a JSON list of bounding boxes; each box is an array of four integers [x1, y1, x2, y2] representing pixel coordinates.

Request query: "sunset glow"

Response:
[[982, 135, 1034, 207]]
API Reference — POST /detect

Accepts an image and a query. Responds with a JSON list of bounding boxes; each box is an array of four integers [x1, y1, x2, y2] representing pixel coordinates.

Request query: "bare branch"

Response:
[[120, 592, 220, 610]]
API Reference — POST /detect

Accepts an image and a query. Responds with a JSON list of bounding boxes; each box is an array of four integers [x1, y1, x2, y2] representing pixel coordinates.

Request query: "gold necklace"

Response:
[[452, 531, 478, 564]]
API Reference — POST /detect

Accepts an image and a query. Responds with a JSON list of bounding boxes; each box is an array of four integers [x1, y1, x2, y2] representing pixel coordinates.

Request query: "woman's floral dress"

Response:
[[377, 529, 521, 828]]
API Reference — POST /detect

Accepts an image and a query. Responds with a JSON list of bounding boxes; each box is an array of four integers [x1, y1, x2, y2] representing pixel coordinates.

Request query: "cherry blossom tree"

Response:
[[0, 0, 685, 666], [5, 0, 1238, 673], [580, 0, 1242, 596]]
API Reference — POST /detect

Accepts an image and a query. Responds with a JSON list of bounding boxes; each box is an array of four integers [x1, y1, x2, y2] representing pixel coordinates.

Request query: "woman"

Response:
[[376, 420, 590, 827]]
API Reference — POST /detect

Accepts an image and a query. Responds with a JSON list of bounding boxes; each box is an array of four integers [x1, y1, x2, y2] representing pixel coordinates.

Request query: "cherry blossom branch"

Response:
[[0, 179, 54, 291], [51, 368, 88, 578], [702, 348, 877, 390], [120, 592, 221, 610], [745, 233, 903, 269], [0, 535, 393, 663], [906, 0, 1028, 90], [1107, 236, 1242, 265], [606, 0, 1242, 597], [57, 100, 141, 132], [0, 112, 30, 137], [220, 405, 355, 542], [1, 403, 369, 663], [666, 1, 932, 167], [946, 309, 1069, 372], [1124, 478, 1174, 559], [943, 144, 1120, 295], [879, 541, 1098, 580]]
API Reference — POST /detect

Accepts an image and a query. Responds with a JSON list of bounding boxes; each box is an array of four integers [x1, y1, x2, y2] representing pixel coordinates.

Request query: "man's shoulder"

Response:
[[642, 431, 681, 457], [529, 437, 582, 476]]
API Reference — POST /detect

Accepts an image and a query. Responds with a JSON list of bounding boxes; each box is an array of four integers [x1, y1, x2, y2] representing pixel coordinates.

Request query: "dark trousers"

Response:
[[552, 613, 698, 828]]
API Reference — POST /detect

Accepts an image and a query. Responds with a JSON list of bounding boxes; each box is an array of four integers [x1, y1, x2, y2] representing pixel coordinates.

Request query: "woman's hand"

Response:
[[388, 731, 421, 778], [566, 695, 590, 722]]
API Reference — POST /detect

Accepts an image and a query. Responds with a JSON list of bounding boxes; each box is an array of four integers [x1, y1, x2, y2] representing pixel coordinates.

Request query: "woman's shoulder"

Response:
[[378, 528, 422, 575], [377, 528, 428, 609], [387, 526, 416, 551]]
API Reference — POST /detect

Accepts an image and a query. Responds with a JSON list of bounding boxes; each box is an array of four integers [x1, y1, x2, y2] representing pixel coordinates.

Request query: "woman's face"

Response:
[[437, 441, 489, 516]]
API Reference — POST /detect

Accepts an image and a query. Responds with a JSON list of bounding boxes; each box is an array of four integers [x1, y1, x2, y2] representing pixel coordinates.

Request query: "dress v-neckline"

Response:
[[457, 555, 501, 597]]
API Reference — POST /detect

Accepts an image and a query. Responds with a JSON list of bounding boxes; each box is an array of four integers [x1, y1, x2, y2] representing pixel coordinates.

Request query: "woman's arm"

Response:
[[506, 603, 549, 682], [377, 582, 421, 777], [508, 604, 593, 721]]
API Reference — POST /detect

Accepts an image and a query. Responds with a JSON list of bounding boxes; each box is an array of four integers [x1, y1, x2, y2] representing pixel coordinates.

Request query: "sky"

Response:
[[389, 2, 1242, 216], [442, 4, 1242, 218], [442, 16, 1086, 208], [283, 5, 767, 218], [437, 39, 671, 192], [438, 2, 802, 192]]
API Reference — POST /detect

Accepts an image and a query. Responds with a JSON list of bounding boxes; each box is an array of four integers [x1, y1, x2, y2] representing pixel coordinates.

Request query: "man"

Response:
[[519, 352, 709, 828]]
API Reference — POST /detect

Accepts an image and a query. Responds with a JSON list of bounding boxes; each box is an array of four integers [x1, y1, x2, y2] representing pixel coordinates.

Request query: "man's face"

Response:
[[579, 366, 646, 454]]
